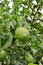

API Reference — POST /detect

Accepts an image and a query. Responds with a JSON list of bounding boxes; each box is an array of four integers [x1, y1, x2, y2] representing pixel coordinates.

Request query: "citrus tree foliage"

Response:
[[0, 0, 43, 65]]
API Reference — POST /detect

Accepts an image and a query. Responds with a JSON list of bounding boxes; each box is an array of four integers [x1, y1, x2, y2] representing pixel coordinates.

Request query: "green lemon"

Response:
[[0, 50, 6, 61], [28, 63, 38, 65], [15, 27, 30, 41], [25, 53, 34, 63]]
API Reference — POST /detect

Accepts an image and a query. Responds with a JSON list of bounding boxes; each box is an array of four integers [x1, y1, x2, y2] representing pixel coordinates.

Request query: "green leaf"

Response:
[[0, 5, 4, 15], [28, 63, 38, 65], [36, 0, 43, 3], [4, 6, 10, 12], [2, 33, 12, 49], [3, 0, 8, 4], [39, 42, 43, 49], [32, 22, 42, 31], [2, 13, 10, 22], [13, 0, 23, 3]]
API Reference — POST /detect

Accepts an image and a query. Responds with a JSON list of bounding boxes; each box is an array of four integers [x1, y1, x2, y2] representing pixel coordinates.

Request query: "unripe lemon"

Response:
[[0, 50, 6, 61], [25, 53, 34, 63], [15, 27, 30, 41]]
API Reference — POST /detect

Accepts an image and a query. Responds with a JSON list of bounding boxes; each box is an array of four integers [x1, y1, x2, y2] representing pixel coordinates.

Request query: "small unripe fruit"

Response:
[[0, 50, 6, 61], [25, 53, 34, 63], [15, 27, 30, 41]]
